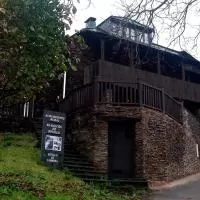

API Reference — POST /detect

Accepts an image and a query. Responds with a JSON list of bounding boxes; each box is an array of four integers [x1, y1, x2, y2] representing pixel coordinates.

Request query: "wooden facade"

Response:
[[85, 60, 200, 103], [60, 81, 182, 123], [57, 17, 200, 184], [61, 16, 200, 123]]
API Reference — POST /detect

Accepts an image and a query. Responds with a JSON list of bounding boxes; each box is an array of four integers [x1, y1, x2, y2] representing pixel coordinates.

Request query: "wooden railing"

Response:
[[0, 101, 34, 118], [60, 81, 183, 123], [95, 81, 139, 104], [60, 83, 94, 113], [141, 83, 163, 111], [164, 94, 182, 122], [0, 103, 24, 117]]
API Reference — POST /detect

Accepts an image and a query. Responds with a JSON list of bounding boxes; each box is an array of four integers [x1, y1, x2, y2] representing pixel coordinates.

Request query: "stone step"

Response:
[[64, 164, 95, 170], [83, 178, 148, 186], [63, 160, 93, 166], [73, 173, 105, 179], [64, 155, 88, 161], [83, 178, 107, 183], [68, 168, 105, 174]]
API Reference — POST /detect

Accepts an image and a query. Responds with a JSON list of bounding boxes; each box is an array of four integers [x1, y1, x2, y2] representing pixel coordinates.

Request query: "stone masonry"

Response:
[[69, 105, 200, 186]]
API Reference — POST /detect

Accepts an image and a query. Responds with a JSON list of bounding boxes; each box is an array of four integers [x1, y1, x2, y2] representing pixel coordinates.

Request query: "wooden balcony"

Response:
[[85, 60, 200, 103], [60, 81, 183, 123], [0, 102, 25, 118]]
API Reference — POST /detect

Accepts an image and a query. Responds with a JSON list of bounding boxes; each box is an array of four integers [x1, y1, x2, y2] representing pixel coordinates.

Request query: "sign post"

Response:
[[41, 110, 66, 168]]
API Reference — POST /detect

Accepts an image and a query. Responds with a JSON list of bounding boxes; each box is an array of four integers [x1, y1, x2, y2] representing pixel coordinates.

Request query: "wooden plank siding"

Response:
[[60, 81, 182, 123], [94, 60, 200, 103]]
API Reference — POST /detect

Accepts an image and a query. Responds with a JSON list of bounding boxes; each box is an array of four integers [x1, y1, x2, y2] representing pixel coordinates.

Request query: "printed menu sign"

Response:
[[41, 110, 66, 168]]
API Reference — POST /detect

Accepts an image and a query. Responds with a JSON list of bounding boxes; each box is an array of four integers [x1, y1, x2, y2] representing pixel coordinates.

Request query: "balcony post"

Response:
[[93, 80, 99, 104], [129, 43, 133, 67], [181, 60, 185, 81], [138, 82, 143, 106], [180, 101, 184, 123], [162, 88, 165, 113], [157, 51, 161, 74], [100, 39, 105, 60]]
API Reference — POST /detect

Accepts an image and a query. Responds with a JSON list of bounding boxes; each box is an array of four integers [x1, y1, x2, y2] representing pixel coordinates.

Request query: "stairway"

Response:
[[32, 118, 147, 186], [64, 143, 106, 182], [0, 116, 32, 132], [64, 143, 147, 187], [32, 117, 43, 145]]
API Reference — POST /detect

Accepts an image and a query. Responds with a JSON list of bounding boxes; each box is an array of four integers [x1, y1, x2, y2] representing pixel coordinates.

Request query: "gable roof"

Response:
[[100, 16, 155, 32], [80, 16, 200, 65]]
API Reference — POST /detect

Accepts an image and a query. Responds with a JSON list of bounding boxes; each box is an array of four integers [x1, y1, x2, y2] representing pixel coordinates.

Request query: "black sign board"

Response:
[[41, 110, 66, 168]]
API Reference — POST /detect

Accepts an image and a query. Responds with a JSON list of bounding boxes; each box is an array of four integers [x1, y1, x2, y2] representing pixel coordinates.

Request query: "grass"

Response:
[[0, 133, 146, 200]]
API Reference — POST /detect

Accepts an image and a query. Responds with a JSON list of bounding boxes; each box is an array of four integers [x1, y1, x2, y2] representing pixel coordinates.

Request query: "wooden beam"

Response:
[[157, 51, 161, 74], [130, 44, 136, 67], [162, 88, 165, 113], [181, 61, 185, 81], [100, 39, 105, 60], [129, 43, 133, 67]]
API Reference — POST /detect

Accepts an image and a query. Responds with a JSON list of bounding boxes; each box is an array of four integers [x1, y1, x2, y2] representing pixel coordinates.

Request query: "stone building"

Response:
[[60, 16, 200, 186]]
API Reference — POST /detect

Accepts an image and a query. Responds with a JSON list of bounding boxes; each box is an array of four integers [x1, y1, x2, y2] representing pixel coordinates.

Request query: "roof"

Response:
[[85, 17, 96, 23], [80, 16, 200, 64], [107, 16, 155, 32], [96, 16, 154, 33], [80, 27, 179, 55]]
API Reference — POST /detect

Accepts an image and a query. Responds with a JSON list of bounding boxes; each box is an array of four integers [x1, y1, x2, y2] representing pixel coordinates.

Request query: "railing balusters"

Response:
[[60, 81, 182, 123], [117, 85, 119, 104], [129, 87, 132, 103], [113, 83, 116, 103], [100, 82, 103, 102]]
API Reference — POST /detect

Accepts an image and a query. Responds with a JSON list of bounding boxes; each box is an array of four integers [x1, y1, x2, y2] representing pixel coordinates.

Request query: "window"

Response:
[[125, 27, 129, 38], [137, 32, 143, 42], [121, 27, 130, 38], [130, 29, 135, 40], [111, 22, 118, 35], [118, 26, 123, 37], [144, 33, 149, 43]]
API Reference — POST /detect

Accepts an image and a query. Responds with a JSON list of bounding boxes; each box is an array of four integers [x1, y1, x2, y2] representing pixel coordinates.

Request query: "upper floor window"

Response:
[[101, 19, 152, 44], [136, 31, 143, 42], [144, 33, 149, 43], [111, 23, 118, 36], [118, 26, 123, 37], [122, 27, 129, 38], [130, 29, 135, 40]]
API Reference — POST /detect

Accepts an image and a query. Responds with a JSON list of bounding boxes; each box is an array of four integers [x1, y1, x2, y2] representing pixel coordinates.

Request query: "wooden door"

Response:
[[108, 121, 134, 179]]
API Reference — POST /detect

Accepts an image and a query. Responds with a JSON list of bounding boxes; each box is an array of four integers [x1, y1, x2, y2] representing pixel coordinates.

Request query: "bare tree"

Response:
[[119, 0, 200, 56]]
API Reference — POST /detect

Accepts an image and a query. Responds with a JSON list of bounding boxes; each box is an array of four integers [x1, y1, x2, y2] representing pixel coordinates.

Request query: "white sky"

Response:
[[68, 0, 200, 59], [69, 0, 120, 34]]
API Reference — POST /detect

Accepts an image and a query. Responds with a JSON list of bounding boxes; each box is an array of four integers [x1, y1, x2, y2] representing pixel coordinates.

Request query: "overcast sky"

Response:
[[68, 0, 200, 59], [69, 0, 120, 34]]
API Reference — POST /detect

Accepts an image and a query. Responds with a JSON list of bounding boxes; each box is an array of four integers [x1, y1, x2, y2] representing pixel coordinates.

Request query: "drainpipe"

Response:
[[23, 102, 27, 118], [26, 102, 29, 118], [63, 71, 67, 99]]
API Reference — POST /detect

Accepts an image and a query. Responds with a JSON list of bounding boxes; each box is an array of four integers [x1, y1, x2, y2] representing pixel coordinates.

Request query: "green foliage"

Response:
[[0, 133, 145, 199], [0, 0, 82, 102]]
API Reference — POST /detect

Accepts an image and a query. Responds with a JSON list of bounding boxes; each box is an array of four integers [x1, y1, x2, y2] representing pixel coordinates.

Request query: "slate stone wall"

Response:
[[139, 107, 200, 186], [69, 105, 200, 186], [70, 111, 108, 173]]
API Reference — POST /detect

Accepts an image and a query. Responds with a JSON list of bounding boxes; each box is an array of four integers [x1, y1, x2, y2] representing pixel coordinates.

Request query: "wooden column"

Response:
[[99, 39, 105, 79], [100, 39, 105, 60], [138, 82, 143, 106], [93, 80, 99, 104], [129, 43, 133, 67], [162, 88, 165, 113], [181, 61, 185, 80], [180, 101, 184, 123], [157, 51, 161, 74]]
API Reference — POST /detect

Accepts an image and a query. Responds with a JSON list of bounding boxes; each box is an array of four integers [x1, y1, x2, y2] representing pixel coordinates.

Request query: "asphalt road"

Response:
[[149, 179, 200, 200]]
